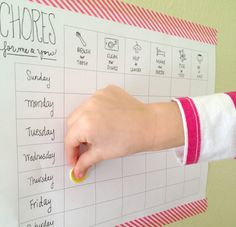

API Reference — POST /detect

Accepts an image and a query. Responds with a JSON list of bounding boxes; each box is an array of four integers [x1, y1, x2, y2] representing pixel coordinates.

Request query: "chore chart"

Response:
[[0, 0, 216, 227]]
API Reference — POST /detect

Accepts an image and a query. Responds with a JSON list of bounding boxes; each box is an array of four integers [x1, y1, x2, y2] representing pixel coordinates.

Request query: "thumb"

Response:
[[73, 150, 99, 178]]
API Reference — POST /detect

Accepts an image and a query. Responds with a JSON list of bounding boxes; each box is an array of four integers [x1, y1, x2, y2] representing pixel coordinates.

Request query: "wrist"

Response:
[[146, 102, 184, 151]]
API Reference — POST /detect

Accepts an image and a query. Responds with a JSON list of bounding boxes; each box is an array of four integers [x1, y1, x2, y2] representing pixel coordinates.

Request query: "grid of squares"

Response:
[[15, 25, 208, 227]]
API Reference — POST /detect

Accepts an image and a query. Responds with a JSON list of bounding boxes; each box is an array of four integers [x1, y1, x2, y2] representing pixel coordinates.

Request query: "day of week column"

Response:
[[146, 43, 174, 209], [15, 64, 65, 227], [166, 47, 192, 203], [123, 38, 150, 216], [182, 50, 208, 198], [95, 33, 125, 225], [64, 26, 97, 227]]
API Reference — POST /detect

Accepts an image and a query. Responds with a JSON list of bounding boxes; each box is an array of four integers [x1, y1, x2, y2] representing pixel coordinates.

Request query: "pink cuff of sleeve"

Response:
[[173, 92, 236, 164], [225, 92, 236, 108], [172, 97, 201, 165]]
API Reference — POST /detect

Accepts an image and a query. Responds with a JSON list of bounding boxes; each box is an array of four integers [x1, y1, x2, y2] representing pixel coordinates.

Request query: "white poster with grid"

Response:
[[0, 0, 215, 227]]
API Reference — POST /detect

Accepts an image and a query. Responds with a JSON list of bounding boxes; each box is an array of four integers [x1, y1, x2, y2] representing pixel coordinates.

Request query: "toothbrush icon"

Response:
[[76, 31, 87, 47]]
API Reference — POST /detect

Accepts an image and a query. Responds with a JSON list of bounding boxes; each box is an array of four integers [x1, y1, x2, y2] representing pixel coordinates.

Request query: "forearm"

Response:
[[147, 102, 184, 151], [65, 85, 236, 179]]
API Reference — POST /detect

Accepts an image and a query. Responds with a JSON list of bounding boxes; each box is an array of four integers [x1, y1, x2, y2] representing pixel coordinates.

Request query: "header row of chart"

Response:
[[64, 26, 208, 80]]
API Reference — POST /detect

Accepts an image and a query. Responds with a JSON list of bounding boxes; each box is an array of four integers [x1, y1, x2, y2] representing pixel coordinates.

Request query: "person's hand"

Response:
[[65, 85, 184, 179], [65, 85, 158, 178]]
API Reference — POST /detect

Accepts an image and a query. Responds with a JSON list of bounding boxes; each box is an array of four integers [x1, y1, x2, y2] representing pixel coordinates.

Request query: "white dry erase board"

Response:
[[0, 0, 217, 226]]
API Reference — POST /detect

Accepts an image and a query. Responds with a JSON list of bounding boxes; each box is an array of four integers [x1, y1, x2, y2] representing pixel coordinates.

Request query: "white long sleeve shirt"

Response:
[[172, 92, 236, 165]]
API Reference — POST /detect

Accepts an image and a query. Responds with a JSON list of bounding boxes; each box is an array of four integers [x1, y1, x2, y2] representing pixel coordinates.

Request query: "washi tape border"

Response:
[[28, 0, 217, 45], [116, 198, 208, 227]]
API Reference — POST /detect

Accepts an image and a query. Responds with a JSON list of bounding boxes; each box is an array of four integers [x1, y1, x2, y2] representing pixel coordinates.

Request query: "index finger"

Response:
[[65, 122, 82, 166]]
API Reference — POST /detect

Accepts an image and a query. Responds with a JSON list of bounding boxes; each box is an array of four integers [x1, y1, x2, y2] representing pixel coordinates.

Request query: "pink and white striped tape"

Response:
[[116, 198, 208, 227], [29, 0, 217, 45]]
